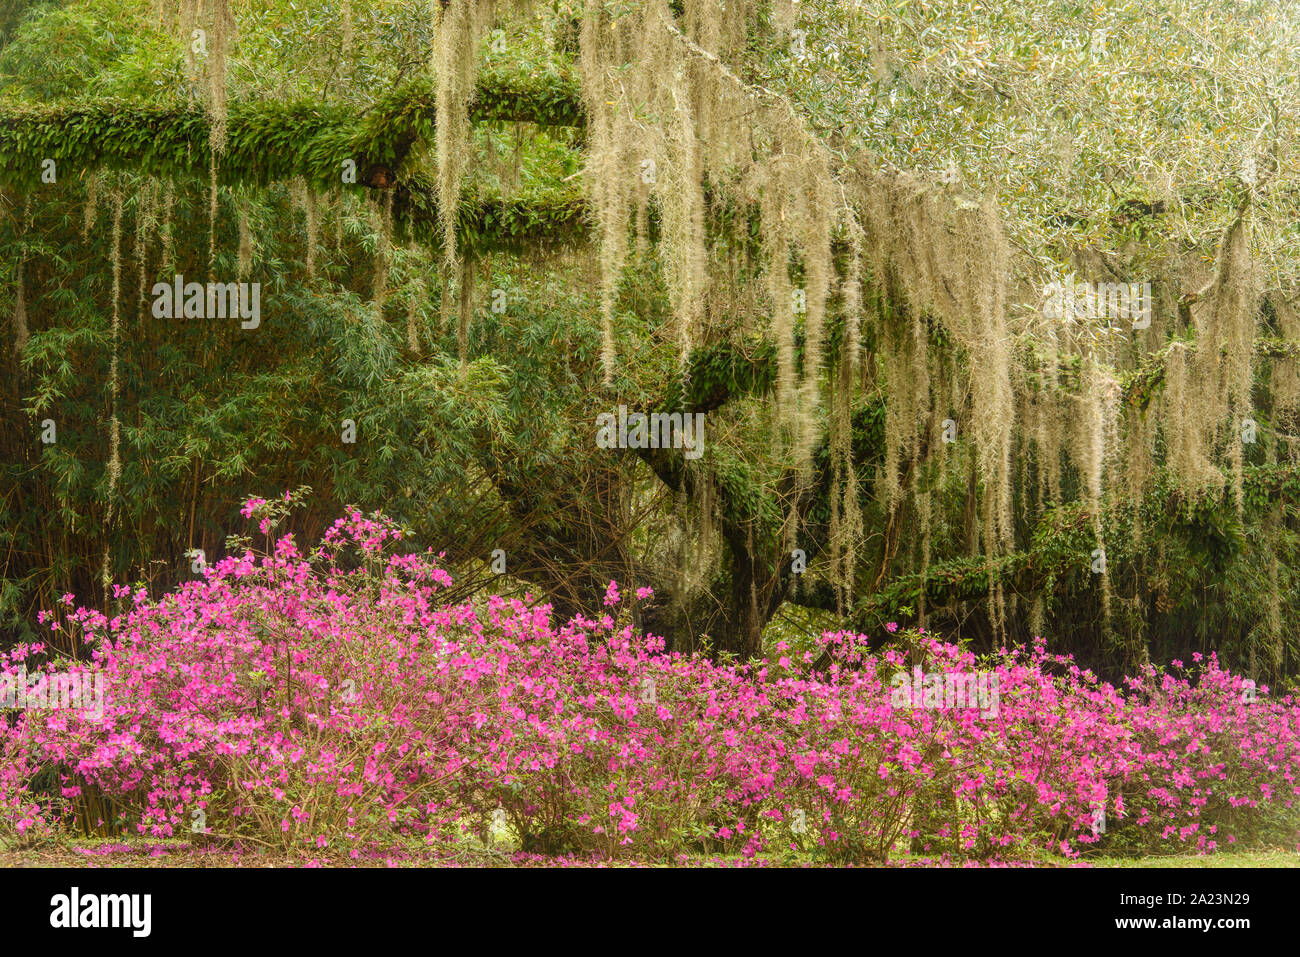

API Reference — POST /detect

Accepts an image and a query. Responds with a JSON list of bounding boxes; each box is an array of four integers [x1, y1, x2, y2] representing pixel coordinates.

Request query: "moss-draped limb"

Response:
[[849, 460, 1300, 636], [0, 69, 583, 190], [1120, 335, 1300, 411]]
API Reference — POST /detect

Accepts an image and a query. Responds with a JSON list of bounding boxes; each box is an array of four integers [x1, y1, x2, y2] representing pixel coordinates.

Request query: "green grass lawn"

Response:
[[3, 834, 1296, 867], [1087, 849, 1299, 868]]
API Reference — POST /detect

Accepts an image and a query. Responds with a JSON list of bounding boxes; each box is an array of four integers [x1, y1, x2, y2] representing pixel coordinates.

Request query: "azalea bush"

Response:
[[1, 499, 1297, 863]]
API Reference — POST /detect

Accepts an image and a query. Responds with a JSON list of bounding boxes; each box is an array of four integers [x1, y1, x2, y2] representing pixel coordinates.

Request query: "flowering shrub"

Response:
[[1, 499, 1297, 863]]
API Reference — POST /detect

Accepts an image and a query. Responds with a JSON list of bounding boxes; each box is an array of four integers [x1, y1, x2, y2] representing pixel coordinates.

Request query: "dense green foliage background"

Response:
[[2, 0, 1299, 692]]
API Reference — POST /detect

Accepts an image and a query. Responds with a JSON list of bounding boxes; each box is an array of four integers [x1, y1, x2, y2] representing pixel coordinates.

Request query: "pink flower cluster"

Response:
[[1, 501, 1297, 863]]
